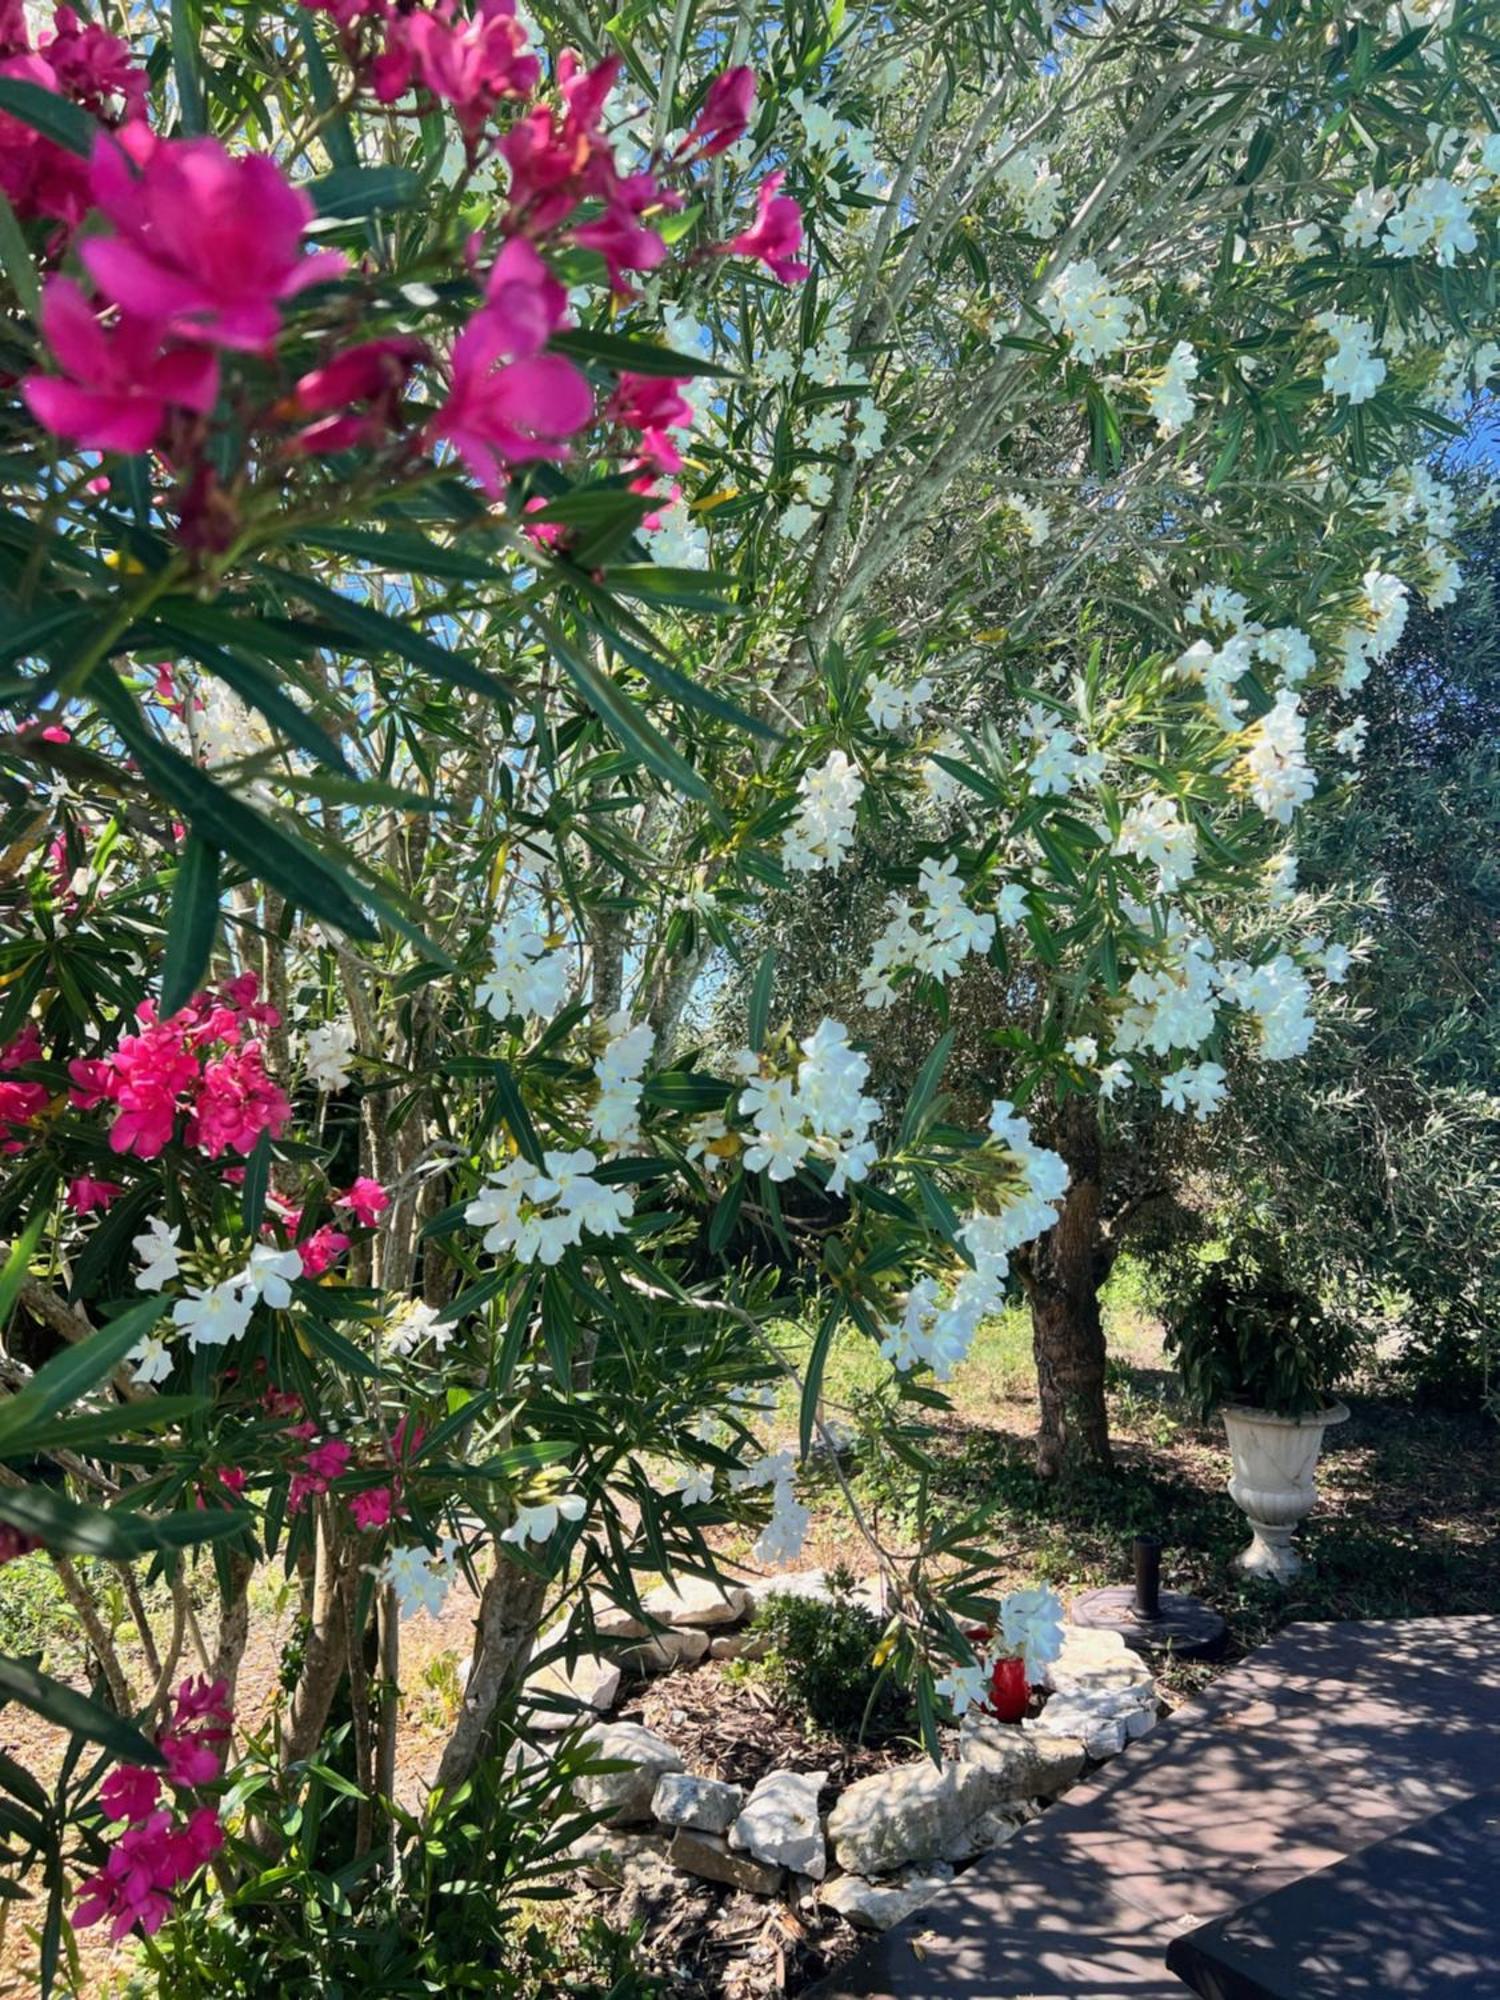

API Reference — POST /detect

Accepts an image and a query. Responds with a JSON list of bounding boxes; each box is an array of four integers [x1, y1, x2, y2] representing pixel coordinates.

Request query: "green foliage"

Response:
[[137, 1737, 640, 1997], [1202, 516, 1500, 1411], [1159, 1236, 1363, 1419], [751, 1566, 910, 1741]]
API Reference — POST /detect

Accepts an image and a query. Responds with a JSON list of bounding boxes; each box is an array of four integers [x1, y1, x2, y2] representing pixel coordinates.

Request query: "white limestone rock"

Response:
[[1045, 1626, 1153, 1696], [651, 1771, 744, 1836], [821, 1862, 954, 1931], [729, 1768, 828, 1879], [577, 1721, 684, 1824], [709, 1629, 770, 1662], [641, 1577, 752, 1629], [669, 1826, 783, 1895], [567, 1827, 674, 1891], [1026, 1684, 1157, 1760], [619, 1627, 712, 1674], [523, 1652, 622, 1729], [959, 1713, 1084, 1798]]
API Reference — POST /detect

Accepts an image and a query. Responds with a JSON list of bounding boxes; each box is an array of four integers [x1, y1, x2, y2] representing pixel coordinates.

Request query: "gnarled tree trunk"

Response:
[[1019, 1094, 1113, 1479]]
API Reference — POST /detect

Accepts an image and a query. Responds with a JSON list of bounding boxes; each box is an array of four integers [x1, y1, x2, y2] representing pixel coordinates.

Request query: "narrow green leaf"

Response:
[[159, 839, 221, 1014], [541, 620, 708, 800], [899, 1029, 954, 1148], [707, 1172, 745, 1254], [489, 1061, 544, 1167], [0, 1294, 167, 1453], [0, 189, 39, 317], [241, 1130, 272, 1236], [550, 327, 739, 380], [0, 78, 95, 156], [87, 668, 377, 940], [265, 570, 511, 705], [799, 1300, 841, 1459], [0, 1484, 248, 1558], [0, 1209, 48, 1334], [298, 18, 358, 169], [747, 949, 775, 1051], [171, 0, 205, 134], [308, 165, 422, 220]]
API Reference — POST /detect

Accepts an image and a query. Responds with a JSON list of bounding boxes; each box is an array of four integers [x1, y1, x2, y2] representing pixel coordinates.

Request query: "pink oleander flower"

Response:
[[185, 1044, 291, 1158], [296, 1224, 351, 1277], [571, 203, 668, 294], [429, 313, 593, 496], [77, 1007, 199, 1159], [82, 128, 348, 352], [349, 1484, 394, 1530], [22, 276, 220, 454], [288, 1433, 351, 1512], [100, 1765, 162, 1823], [607, 372, 693, 475], [40, 8, 147, 122], [171, 1675, 232, 1735], [336, 1176, 390, 1227], [73, 1811, 178, 1940], [283, 334, 428, 453], [372, 0, 539, 145], [66, 1176, 125, 1214], [681, 65, 755, 158], [159, 1732, 219, 1787], [0, 1024, 50, 1149], [0, 50, 92, 225], [482, 236, 569, 356], [726, 171, 810, 284], [73, 1804, 224, 1941]]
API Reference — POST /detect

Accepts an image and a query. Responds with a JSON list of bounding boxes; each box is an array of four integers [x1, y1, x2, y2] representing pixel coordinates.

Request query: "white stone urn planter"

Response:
[[1221, 1401, 1348, 1582]]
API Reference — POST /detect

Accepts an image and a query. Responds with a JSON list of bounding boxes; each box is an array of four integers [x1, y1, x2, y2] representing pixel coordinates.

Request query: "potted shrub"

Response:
[[1162, 1237, 1361, 1582]]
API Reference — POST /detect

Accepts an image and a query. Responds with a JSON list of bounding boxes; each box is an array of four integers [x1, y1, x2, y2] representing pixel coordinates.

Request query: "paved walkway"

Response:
[[810, 1616, 1500, 1998]]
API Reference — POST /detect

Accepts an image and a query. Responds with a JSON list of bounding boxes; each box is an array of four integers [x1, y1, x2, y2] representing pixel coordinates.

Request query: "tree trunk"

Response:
[[1022, 1095, 1113, 1479], [432, 1551, 549, 1793]]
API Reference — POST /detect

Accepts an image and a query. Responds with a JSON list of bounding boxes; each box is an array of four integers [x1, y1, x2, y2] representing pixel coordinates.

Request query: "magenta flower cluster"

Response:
[[65, 972, 289, 1162], [74, 1677, 232, 1942]]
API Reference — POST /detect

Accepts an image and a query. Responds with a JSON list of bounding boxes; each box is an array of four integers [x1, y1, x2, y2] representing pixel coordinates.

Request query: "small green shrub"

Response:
[[752, 1566, 911, 1740], [1160, 1234, 1363, 1419]]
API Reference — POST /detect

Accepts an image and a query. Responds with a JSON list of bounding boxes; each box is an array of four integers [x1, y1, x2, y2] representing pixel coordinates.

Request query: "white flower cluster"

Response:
[[1038, 259, 1141, 364], [1160, 1060, 1227, 1120], [991, 132, 1063, 237], [384, 1296, 452, 1357], [502, 1490, 586, 1545], [649, 494, 710, 570], [880, 1102, 1068, 1381], [867, 673, 934, 733], [920, 732, 967, 807], [1113, 921, 1220, 1057], [1218, 954, 1315, 1060], [1007, 494, 1052, 546], [128, 1226, 303, 1384], [1023, 704, 1104, 798], [1146, 340, 1199, 439], [382, 1535, 461, 1620], [729, 1448, 811, 1567], [740, 1018, 880, 1196], [465, 1148, 633, 1265], [788, 88, 881, 192], [588, 1012, 654, 1149], [476, 910, 570, 1023], [935, 1586, 1066, 1715], [1114, 792, 1198, 891], [1243, 690, 1316, 826], [302, 1018, 357, 1091], [1344, 176, 1477, 266], [860, 856, 997, 1009], [782, 750, 864, 872], [1313, 312, 1387, 405], [1335, 568, 1409, 693]]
